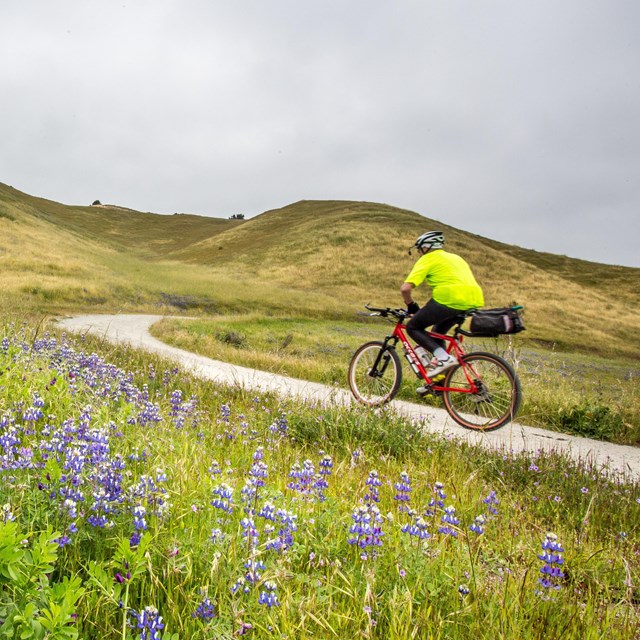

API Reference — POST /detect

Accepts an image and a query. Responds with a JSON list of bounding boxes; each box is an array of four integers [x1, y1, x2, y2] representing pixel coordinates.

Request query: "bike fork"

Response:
[[370, 337, 398, 376]]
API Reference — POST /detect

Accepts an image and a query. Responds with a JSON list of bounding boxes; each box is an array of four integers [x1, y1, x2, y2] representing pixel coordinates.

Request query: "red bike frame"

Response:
[[385, 318, 481, 395]]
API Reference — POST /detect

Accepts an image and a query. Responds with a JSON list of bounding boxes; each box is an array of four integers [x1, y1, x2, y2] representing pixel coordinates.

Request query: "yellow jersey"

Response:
[[404, 249, 484, 310]]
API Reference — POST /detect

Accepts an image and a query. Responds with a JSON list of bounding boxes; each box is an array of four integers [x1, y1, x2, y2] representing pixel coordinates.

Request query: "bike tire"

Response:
[[348, 341, 402, 406], [442, 352, 521, 431]]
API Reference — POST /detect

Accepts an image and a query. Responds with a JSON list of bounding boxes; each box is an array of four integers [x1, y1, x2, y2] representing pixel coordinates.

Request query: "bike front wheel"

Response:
[[442, 352, 521, 431], [348, 341, 402, 406]]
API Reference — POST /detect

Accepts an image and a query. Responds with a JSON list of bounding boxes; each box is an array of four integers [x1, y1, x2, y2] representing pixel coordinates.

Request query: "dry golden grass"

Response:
[[1, 183, 638, 360]]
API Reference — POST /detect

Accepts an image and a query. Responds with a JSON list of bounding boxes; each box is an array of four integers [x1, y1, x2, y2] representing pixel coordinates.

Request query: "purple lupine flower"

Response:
[[249, 459, 268, 488], [311, 454, 334, 502], [130, 531, 143, 548], [425, 482, 446, 516], [483, 491, 499, 516], [244, 557, 266, 584], [268, 414, 288, 436], [130, 606, 165, 640], [210, 528, 225, 543], [1, 504, 15, 523], [62, 498, 78, 520], [231, 576, 250, 595], [438, 505, 460, 537], [133, 505, 147, 531], [54, 534, 72, 547], [193, 595, 216, 621], [312, 474, 329, 502], [537, 532, 565, 592], [252, 446, 264, 462], [265, 508, 298, 552], [319, 454, 333, 476], [394, 471, 412, 511], [241, 475, 262, 512], [170, 390, 183, 415], [240, 517, 259, 550], [469, 514, 485, 535], [364, 470, 382, 504], [134, 401, 163, 427], [211, 483, 235, 513], [257, 501, 276, 521], [219, 404, 231, 423], [22, 406, 44, 423], [401, 515, 431, 541], [348, 504, 384, 557], [258, 581, 280, 607], [287, 460, 316, 498]]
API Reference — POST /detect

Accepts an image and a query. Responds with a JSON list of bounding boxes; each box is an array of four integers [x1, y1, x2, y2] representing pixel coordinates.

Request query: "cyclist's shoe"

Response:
[[417, 384, 442, 397], [427, 354, 459, 377]]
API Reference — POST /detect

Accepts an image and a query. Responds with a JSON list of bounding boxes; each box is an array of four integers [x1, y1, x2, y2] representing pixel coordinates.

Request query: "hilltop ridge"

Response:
[[1, 182, 638, 358]]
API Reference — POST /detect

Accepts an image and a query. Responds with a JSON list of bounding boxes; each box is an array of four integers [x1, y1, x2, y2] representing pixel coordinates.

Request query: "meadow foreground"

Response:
[[1, 318, 637, 639]]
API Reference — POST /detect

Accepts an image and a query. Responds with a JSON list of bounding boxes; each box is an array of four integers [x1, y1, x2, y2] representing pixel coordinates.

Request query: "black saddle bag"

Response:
[[469, 306, 525, 337]]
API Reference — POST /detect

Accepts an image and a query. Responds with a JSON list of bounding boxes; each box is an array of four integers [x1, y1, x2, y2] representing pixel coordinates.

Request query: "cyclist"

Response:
[[401, 231, 484, 381]]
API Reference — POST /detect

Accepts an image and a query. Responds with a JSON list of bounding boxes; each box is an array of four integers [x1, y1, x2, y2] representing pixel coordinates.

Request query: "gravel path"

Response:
[[57, 313, 640, 480]]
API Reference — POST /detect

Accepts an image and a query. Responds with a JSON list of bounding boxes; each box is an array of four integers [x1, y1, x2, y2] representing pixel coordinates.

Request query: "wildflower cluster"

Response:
[[0, 331, 185, 551]]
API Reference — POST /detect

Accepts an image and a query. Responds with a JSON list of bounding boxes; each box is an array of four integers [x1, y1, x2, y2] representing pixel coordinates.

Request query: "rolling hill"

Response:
[[1, 182, 638, 359]]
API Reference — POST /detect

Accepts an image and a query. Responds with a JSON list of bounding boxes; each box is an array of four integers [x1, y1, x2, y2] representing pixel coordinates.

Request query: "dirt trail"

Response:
[[57, 313, 640, 480]]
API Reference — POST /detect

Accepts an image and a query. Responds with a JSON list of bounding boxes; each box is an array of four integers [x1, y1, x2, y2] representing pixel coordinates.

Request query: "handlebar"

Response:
[[362, 304, 409, 321], [360, 304, 474, 328]]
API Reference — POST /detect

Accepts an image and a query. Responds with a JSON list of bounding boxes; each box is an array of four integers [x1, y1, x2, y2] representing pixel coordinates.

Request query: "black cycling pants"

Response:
[[406, 299, 464, 353]]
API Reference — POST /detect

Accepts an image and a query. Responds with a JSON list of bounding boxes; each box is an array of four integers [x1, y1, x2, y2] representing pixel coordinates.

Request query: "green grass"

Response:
[[150, 315, 640, 445], [0, 319, 638, 639]]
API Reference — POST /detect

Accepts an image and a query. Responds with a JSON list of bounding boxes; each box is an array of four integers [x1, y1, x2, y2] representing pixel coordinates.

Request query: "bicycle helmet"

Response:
[[414, 231, 445, 251]]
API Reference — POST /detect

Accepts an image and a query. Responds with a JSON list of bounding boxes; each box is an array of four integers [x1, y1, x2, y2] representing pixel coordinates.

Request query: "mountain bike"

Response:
[[348, 305, 522, 431]]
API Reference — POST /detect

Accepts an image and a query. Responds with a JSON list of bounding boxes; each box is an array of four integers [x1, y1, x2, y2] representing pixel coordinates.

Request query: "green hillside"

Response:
[[1, 182, 639, 359], [0, 183, 239, 255]]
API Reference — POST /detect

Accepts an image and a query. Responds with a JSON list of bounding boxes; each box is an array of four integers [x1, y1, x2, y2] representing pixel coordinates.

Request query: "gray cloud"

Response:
[[1, 0, 639, 266]]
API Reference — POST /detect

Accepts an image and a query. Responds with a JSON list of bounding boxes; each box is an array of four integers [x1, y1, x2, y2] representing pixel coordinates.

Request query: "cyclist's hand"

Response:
[[407, 302, 420, 315]]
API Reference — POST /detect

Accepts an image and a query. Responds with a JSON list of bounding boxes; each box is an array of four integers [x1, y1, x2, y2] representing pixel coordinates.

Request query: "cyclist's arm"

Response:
[[400, 282, 416, 306]]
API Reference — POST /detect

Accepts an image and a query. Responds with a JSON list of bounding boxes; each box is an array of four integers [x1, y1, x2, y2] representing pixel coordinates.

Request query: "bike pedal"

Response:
[[416, 385, 435, 397]]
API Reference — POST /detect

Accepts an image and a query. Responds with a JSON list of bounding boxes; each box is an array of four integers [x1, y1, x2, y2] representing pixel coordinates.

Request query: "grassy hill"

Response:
[[2, 186, 639, 637], [1, 182, 639, 359]]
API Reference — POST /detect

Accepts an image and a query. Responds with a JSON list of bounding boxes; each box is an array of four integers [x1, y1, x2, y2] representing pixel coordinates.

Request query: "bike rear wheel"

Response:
[[348, 341, 402, 406], [442, 352, 521, 431]]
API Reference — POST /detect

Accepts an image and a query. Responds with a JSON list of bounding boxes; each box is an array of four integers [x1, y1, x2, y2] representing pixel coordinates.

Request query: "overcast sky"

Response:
[[1, 1, 639, 267]]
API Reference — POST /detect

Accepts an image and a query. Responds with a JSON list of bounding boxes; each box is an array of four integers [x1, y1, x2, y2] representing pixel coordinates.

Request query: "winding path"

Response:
[[57, 314, 640, 480]]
